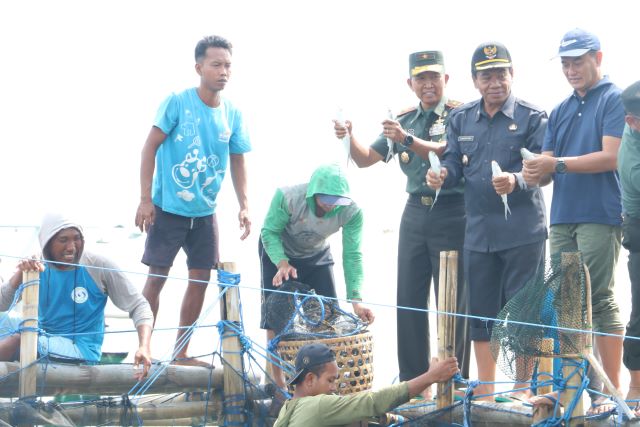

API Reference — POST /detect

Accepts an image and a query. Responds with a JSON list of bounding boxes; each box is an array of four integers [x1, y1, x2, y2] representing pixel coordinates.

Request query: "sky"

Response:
[[1, 0, 638, 233], [0, 0, 639, 387]]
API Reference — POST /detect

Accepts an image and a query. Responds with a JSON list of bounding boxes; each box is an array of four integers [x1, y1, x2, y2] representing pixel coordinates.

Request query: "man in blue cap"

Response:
[[274, 342, 458, 426], [523, 29, 626, 408]]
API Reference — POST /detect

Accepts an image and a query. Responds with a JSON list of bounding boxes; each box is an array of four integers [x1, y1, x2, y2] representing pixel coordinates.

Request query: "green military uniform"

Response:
[[369, 50, 470, 381], [372, 97, 464, 197]]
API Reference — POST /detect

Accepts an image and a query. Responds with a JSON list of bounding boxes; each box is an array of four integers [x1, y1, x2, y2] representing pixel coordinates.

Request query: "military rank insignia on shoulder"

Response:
[[445, 99, 464, 110], [396, 106, 418, 118]]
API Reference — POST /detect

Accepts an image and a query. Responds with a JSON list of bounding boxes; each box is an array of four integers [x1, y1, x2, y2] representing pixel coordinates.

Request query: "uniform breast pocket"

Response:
[[499, 138, 524, 168]]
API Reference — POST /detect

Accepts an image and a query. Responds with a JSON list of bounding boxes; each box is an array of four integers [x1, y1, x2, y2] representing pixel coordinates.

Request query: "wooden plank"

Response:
[[218, 261, 246, 425], [19, 270, 39, 398], [437, 251, 457, 416]]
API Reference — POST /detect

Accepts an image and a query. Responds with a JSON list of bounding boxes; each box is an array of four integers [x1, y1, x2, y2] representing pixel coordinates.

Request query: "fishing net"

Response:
[[265, 280, 367, 340], [490, 252, 588, 381]]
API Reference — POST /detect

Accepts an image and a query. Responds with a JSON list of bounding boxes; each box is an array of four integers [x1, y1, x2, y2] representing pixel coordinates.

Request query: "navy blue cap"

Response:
[[556, 28, 600, 57], [471, 42, 512, 73], [288, 343, 336, 385]]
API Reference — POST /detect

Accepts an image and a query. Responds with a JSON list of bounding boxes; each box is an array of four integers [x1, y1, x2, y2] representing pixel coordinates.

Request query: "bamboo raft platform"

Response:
[[4, 258, 640, 425]]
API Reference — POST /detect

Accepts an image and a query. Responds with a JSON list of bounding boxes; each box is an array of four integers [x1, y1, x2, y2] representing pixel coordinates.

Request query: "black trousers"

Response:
[[396, 194, 470, 381], [623, 215, 640, 370]]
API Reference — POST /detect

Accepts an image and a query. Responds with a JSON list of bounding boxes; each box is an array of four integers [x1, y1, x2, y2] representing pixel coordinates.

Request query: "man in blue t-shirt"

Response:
[[0, 213, 153, 379], [523, 28, 625, 404], [134, 35, 251, 367]]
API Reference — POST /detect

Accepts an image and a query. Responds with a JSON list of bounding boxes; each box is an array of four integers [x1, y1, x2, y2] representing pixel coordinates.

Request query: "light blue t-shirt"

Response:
[[152, 88, 251, 217], [39, 266, 108, 362]]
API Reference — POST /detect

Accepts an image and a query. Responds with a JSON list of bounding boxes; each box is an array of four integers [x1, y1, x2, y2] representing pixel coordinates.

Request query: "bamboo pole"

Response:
[[19, 270, 39, 398], [218, 261, 246, 425], [581, 264, 634, 420], [0, 362, 244, 397], [437, 251, 457, 416], [0, 400, 223, 426], [532, 338, 555, 424]]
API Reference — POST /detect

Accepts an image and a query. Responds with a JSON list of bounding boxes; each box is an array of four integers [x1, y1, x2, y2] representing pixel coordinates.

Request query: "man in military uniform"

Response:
[[334, 50, 469, 398], [428, 42, 547, 400]]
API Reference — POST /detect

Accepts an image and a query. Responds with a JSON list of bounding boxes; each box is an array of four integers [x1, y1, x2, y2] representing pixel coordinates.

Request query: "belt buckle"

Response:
[[421, 196, 434, 206]]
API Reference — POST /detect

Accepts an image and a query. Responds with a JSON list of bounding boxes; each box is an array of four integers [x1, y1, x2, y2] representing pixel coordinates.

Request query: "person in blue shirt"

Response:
[[523, 29, 625, 407], [134, 35, 251, 367], [0, 213, 153, 380], [428, 42, 547, 401]]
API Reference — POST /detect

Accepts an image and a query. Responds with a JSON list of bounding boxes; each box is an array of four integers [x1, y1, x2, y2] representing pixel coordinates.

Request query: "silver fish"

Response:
[[428, 151, 441, 210], [491, 160, 511, 220]]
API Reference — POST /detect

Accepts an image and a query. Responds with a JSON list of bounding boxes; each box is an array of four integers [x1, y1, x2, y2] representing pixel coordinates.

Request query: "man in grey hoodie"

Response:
[[0, 213, 153, 379]]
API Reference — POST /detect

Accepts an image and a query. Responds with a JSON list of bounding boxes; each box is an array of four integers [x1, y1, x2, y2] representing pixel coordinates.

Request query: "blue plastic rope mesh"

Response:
[[266, 280, 367, 348]]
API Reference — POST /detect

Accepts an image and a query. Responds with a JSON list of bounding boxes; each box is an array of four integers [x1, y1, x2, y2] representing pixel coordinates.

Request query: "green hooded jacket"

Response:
[[260, 164, 363, 299]]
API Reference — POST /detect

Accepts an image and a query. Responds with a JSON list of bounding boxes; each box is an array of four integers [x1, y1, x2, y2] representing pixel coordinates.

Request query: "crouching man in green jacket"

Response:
[[260, 164, 375, 388], [274, 342, 458, 426]]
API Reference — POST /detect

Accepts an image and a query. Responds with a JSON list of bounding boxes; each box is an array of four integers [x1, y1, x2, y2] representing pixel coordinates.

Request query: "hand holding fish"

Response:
[[491, 161, 512, 220], [521, 151, 555, 187], [426, 165, 448, 190], [428, 151, 442, 209], [381, 118, 406, 144], [333, 118, 352, 139]]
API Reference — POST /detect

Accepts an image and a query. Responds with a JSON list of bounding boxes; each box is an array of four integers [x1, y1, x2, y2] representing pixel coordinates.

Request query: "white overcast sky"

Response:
[[0, 0, 638, 241]]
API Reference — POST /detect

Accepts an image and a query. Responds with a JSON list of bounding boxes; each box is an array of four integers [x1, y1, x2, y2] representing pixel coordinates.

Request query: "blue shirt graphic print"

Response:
[[152, 88, 251, 217]]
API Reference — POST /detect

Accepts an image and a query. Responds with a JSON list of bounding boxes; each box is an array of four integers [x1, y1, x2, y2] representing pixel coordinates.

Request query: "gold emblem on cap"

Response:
[[508, 123, 518, 131], [483, 45, 497, 59], [401, 151, 410, 163]]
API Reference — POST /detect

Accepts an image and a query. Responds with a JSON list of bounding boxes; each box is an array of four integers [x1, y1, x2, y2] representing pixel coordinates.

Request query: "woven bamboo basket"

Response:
[[277, 331, 374, 395]]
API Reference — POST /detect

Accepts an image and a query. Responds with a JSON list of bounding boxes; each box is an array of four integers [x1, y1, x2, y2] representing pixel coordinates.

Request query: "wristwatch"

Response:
[[402, 134, 414, 147], [555, 158, 567, 174]]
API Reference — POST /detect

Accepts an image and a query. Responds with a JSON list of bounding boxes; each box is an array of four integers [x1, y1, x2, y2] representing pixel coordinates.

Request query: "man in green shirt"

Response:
[[619, 81, 640, 411], [260, 164, 375, 388], [274, 342, 458, 426]]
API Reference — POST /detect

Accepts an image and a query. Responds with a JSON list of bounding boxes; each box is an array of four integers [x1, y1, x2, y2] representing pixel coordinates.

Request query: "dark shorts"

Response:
[[141, 206, 219, 270], [258, 239, 336, 330], [466, 241, 546, 341]]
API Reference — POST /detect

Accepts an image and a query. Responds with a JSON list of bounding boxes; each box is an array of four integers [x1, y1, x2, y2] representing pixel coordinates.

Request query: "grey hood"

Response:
[[38, 212, 84, 251]]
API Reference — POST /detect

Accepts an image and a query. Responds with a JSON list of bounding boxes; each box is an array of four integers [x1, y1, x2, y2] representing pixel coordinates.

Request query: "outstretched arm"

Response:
[[406, 357, 459, 398], [333, 120, 383, 168]]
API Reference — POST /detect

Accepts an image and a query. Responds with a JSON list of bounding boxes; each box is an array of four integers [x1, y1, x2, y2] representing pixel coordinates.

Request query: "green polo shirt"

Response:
[[371, 97, 464, 196], [619, 124, 640, 218], [274, 382, 409, 427]]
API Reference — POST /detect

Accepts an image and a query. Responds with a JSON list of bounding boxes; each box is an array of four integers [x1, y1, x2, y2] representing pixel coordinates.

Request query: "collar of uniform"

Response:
[[571, 75, 610, 101], [410, 97, 447, 126], [476, 92, 516, 121], [434, 96, 448, 117]]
